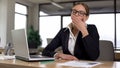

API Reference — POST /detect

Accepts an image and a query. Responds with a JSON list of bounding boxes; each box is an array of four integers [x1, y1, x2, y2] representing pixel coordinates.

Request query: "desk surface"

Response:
[[0, 58, 120, 68]]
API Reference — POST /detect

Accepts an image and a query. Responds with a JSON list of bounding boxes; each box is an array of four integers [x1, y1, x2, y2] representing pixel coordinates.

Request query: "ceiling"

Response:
[[27, 0, 120, 16], [28, 0, 81, 4]]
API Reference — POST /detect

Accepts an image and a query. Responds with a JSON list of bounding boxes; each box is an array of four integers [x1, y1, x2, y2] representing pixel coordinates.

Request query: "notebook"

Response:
[[11, 29, 54, 61]]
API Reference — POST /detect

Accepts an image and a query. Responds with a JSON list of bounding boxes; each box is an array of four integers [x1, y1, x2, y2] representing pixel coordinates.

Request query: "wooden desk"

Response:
[[0, 58, 120, 68], [1, 47, 120, 60], [115, 51, 120, 60], [0, 47, 4, 54]]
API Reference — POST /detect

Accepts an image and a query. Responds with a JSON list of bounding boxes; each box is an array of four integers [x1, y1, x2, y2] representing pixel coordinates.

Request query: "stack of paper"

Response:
[[57, 61, 102, 67]]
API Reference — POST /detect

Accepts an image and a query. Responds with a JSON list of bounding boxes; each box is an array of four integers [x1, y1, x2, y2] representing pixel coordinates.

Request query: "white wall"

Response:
[[0, 0, 10, 47], [0, 0, 3, 46], [0, 0, 39, 48], [0, 0, 15, 48]]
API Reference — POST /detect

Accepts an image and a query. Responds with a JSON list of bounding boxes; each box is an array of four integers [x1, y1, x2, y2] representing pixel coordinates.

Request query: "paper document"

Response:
[[0, 55, 15, 60], [57, 61, 102, 67]]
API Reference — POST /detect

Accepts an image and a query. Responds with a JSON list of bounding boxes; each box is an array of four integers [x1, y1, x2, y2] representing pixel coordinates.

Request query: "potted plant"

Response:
[[27, 26, 42, 49]]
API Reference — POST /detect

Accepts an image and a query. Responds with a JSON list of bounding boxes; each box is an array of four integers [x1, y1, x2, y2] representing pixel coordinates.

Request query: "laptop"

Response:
[[11, 29, 54, 61]]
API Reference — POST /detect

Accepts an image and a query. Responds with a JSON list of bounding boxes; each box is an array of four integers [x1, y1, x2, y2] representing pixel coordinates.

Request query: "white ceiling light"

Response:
[[51, 1, 64, 9]]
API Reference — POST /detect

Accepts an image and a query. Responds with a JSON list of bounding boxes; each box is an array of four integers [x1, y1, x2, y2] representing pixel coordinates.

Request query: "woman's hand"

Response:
[[71, 15, 89, 37], [54, 53, 79, 61]]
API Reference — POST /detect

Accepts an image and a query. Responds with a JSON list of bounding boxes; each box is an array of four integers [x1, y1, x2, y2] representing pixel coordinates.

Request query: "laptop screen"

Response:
[[11, 29, 30, 58]]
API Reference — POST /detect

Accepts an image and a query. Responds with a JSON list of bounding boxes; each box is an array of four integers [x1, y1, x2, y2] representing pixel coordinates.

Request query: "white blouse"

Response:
[[67, 24, 78, 55]]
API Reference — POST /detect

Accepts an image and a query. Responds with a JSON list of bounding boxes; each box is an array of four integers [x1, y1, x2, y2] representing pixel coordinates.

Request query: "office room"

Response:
[[0, 0, 120, 68]]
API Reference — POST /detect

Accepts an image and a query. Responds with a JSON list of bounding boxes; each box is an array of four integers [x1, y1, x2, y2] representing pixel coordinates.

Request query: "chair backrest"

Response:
[[47, 38, 53, 44], [46, 38, 63, 53], [97, 40, 115, 61]]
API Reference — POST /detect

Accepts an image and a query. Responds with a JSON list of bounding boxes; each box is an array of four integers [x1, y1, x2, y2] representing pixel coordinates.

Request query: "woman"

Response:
[[42, 3, 100, 61]]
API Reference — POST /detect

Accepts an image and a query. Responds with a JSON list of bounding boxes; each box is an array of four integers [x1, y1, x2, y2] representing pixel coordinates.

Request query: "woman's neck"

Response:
[[72, 26, 79, 36]]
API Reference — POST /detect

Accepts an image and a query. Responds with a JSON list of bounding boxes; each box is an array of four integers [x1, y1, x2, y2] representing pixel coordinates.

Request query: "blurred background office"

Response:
[[0, 0, 120, 52]]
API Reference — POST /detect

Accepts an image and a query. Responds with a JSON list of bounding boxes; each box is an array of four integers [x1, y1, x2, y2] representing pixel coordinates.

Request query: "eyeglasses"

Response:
[[71, 9, 87, 17]]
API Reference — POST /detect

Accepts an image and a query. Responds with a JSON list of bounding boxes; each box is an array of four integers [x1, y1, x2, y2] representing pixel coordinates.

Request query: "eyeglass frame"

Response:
[[71, 9, 87, 17]]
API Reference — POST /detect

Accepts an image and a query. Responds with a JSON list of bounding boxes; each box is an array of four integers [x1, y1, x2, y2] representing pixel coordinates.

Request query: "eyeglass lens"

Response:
[[72, 9, 86, 16]]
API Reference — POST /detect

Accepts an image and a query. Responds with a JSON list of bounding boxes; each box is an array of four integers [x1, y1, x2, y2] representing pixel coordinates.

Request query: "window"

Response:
[[87, 14, 115, 46], [14, 3, 27, 29], [40, 14, 119, 48], [63, 14, 115, 47], [116, 13, 120, 49], [39, 15, 61, 47], [63, 16, 71, 28]]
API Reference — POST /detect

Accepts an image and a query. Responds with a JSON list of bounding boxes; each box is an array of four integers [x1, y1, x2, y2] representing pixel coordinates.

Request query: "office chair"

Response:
[[47, 38, 63, 53], [47, 38, 53, 44], [97, 40, 115, 61]]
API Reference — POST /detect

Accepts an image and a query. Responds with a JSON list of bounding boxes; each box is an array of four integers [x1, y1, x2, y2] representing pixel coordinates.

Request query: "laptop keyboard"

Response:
[[30, 55, 49, 58]]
